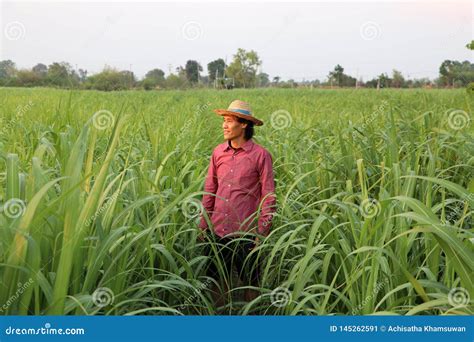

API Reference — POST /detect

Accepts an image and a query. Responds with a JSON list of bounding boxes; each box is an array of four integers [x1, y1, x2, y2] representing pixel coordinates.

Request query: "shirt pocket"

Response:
[[236, 159, 259, 190]]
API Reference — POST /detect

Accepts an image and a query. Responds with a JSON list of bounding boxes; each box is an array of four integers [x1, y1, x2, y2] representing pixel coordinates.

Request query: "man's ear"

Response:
[[241, 122, 248, 129]]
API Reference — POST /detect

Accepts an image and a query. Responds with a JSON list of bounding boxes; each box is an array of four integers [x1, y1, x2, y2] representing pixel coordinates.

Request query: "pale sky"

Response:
[[0, 0, 472, 81]]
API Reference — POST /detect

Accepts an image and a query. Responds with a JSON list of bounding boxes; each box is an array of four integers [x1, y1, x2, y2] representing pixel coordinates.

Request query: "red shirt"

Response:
[[199, 138, 276, 238]]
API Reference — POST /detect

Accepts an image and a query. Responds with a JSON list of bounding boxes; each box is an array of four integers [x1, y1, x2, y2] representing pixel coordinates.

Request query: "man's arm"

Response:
[[257, 151, 276, 236], [199, 150, 218, 231]]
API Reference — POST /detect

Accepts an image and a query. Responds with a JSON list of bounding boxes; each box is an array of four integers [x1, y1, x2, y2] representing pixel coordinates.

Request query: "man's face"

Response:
[[222, 115, 247, 140]]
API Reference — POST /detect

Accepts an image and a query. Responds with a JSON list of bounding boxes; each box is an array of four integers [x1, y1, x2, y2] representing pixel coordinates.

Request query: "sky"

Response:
[[0, 0, 472, 81]]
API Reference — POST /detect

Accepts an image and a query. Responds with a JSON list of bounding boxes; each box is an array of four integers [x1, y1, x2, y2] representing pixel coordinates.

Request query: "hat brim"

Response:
[[214, 109, 264, 126]]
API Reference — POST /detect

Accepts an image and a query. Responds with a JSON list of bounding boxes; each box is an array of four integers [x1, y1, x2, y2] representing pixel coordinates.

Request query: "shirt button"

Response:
[[228, 184, 231, 187], [230, 169, 233, 172]]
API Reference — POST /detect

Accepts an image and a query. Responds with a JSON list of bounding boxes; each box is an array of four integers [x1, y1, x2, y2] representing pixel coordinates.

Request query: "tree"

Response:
[[378, 73, 391, 88], [466, 40, 474, 50], [165, 73, 188, 89], [364, 73, 391, 88], [0, 60, 16, 80], [185, 60, 202, 84], [145, 68, 165, 83], [411, 78, 431, 88], [32, 63, 48, 77], [328, 64, 356, 87], [256, 72, 270, 87], [438, 60, 473, 87], [15, 69, 41, 87], [46, 62, 78, 87], [120, 70, 136, 89], [85, 66, 132, 91], [207, 58, 226, 83], [225, 48, 261, 88], [439, 60, 456, 87], [78, 69, 88, 83], [142, 68, 165, 89], [329, 64, 345, 86], [391, 69, 405, 88]]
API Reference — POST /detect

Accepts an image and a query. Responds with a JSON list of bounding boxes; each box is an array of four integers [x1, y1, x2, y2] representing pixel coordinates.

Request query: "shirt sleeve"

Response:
[[199, 150, 218, 231], [257, 151, 277, 236]]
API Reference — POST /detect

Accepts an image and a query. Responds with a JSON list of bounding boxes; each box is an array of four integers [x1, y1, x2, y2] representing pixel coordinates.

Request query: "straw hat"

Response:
[[214, 100, 263, 126]]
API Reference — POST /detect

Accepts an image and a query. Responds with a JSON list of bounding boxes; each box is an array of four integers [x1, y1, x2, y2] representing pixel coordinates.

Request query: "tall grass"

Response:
[[0, 87, 472, 315]]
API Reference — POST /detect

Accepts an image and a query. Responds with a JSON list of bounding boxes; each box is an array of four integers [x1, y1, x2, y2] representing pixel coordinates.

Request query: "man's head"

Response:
[[222, 115, 254, 141], [214, 100, 264, 141]]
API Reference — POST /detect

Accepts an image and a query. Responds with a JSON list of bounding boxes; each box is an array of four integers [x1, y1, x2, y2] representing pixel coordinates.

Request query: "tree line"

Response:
[[0, 45, 472, 91]]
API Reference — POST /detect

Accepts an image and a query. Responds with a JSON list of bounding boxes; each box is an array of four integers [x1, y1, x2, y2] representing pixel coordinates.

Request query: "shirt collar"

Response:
[[223, 138, 254, 152]]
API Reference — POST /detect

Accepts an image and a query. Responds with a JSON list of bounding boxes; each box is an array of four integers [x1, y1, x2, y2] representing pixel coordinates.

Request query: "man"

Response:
[[198, 99, 276, 308]]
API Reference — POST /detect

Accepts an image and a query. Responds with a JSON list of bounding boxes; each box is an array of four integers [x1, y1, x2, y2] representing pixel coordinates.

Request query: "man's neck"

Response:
[[229, 136, 247, 149]]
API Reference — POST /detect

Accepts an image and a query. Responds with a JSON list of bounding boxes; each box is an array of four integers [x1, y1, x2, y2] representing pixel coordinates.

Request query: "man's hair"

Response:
[[236, 117, 254, 140]]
